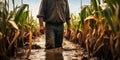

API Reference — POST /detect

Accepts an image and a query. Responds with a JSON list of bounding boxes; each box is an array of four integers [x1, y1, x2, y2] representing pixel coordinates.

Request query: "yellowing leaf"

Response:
[[8, 31, 20, 49], [84, 15, 99, 22], [8, 20, 19, 30], [26, 30, 32, 58]]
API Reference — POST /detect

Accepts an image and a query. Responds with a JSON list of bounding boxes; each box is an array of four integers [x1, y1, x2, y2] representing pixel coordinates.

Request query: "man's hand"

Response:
[[38, 17, 45, 34], [40, 25, 45, 34], [66, 20, 71, 35], [66, 20, 71, 40], [67, 27, 71, 35]]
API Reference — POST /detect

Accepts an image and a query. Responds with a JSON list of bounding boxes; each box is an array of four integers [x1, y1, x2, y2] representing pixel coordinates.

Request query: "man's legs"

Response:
[[45, 23, 64, 49]]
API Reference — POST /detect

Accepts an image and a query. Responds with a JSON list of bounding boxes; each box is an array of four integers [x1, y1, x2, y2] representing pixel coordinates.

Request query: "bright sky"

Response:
[[9, 0, 90, 19]]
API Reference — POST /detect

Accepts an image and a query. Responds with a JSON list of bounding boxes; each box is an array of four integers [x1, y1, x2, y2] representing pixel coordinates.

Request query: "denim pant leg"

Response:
[[45, 23, 55, 49], [54, 24, 64, 48], [45, 23, 64, 49]]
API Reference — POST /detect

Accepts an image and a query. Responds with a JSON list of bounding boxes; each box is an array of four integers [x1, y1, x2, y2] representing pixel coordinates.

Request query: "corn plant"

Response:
[[82, 0, 120, 59], [64, 0, 120, 59], [64, 5, 92, 42], [0, 0, 39, 59], [0, 0, 19, 59], [64, 13, 80, 41]]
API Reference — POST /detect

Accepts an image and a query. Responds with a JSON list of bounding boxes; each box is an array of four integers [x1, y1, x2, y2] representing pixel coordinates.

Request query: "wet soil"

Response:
[[10, 35, 91, 60]]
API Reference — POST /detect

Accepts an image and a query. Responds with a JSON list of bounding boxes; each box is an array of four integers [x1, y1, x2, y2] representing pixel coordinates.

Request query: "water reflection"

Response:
[[45, 48, 64, 60]]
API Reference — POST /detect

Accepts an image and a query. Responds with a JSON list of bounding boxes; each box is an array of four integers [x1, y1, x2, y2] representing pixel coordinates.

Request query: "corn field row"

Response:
[[0, 0, 120, 60], [0, 0, 39, 59], [65, 0, 120, 60]]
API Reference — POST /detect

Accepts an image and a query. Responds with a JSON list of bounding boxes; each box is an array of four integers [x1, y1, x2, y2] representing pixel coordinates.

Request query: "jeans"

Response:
[[45, 23, 64, 49]]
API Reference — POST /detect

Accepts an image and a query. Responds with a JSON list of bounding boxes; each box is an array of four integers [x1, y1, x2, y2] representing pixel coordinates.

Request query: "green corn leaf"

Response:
[[102, 7, 116, 34], [14, 4, 29, 23], [91, 0, 98, 17], [104, 0, 115, 15]]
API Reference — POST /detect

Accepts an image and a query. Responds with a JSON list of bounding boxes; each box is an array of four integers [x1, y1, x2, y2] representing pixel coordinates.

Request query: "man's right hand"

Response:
[[40, 25, 45, 34], [38, 17, 45, 34]]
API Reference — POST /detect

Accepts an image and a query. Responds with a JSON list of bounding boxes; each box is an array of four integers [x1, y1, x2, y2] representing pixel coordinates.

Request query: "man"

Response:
[[37, 0, 71, 50]]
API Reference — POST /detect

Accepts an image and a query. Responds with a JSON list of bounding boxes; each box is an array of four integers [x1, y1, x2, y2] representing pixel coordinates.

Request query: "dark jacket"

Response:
[[37, 0, 70, 23]]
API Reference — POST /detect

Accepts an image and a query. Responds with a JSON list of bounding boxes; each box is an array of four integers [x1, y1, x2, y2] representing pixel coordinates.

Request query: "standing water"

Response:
[[10, 35, 89, 60]]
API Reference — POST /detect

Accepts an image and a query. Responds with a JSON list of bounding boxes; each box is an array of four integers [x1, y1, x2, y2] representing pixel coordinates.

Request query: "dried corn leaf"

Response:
[[26, 30, 32, 58], [8, 20, 19, 30], [93, 43, 104, 56], [8, 31, 19, 49], [84, 15, 99, 22]]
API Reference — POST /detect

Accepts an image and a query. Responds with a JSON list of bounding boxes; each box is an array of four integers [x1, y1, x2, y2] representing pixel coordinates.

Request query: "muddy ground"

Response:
[[10, 35, 98, 60]]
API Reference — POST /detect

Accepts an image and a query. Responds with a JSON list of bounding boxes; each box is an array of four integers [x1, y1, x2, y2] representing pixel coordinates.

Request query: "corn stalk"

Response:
[[65, 0, 120, 59], [0, 0, 36, 59], [82, 0, 120, 59]]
